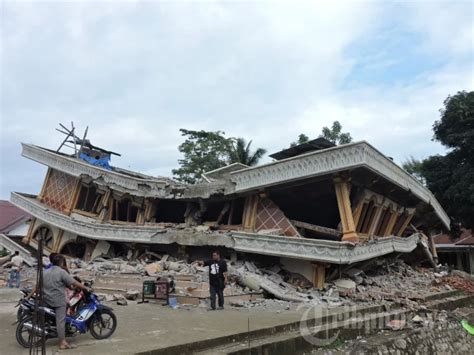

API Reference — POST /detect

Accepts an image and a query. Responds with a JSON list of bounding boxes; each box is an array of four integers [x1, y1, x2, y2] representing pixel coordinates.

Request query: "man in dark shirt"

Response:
[[195, 251, 228, 310]]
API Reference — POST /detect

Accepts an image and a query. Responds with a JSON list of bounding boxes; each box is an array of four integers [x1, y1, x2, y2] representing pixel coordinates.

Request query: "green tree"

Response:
[[172, 129, 233, 184], [320, 121, 352, 144], [289, 134, 310, 147], [417, 91, 474, 229], [402, 156, 425, 184], [228, 138, 267, 166], [433, 91, 474, 154]]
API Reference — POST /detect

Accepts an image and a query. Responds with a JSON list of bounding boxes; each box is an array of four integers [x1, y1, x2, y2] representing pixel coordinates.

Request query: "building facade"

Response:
[[11, 138, 449, 284]]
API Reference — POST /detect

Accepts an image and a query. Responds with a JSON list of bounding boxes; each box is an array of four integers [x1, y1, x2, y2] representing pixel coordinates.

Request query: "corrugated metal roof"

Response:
[[0, 200, 31, 233], [433, 229, 473, 246]]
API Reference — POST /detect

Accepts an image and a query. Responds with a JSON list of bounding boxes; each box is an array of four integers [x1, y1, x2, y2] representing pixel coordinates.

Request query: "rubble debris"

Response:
[[394, 338, 407, 350], [435, 275, 474, 294], [386, 319, 406, 331], [112, 294, 126, 301], [450, 269, 474, 282], [5, 243, 466, 315], [145, 262, 161, 276], [241, 272, 307, 302], [333, 279, 356, 295], [125, 289, 141, 300], [0, 255, 12, 266], [91, 240, 111, 260], [117, 299, 128, 306]]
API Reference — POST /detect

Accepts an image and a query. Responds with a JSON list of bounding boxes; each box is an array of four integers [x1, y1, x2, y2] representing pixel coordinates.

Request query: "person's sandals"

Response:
[[59, 343, 77, 350]]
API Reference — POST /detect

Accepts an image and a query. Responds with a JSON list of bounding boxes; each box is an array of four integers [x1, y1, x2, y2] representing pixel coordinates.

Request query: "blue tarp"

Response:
[[79, 152, 112, 170]]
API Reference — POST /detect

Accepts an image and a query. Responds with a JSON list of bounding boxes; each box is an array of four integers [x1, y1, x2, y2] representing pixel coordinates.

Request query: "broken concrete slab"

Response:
[[125, 289, 141, 300], [145, 262, 161, 276], [91, 240, 111, 260], [334, 278, 356, 292], [386, 319, 406, 330]]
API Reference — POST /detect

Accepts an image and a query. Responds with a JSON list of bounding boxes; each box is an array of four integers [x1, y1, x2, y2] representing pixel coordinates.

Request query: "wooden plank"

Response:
[[291, 220, 342, 238]]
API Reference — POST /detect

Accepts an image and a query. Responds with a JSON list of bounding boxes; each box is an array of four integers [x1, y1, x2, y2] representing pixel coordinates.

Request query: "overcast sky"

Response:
[[1, 0, 473, 199]]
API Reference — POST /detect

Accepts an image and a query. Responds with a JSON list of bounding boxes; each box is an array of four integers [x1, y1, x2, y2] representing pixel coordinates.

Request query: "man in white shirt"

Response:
[[8, 251, 24, 288]]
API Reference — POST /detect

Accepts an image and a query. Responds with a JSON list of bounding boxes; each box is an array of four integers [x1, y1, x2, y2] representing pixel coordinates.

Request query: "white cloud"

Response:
[[1, 0, 472, 198], [400, 0, 473, 57]]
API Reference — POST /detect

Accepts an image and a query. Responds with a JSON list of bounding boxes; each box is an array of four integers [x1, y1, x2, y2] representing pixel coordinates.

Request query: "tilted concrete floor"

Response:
[[0, 288, 312, 355]]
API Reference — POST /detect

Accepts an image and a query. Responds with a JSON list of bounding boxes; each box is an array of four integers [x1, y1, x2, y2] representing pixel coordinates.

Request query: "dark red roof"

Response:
[[457, 234, 474, 245], [433, 229, 473, 246], [0, 200, 31, 233]]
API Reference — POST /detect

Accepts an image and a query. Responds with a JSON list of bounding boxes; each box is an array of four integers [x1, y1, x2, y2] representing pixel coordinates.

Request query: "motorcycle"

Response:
[[16, 277, 85, 322], [15, 288, 117, 347], [16, 287, 35, 322]]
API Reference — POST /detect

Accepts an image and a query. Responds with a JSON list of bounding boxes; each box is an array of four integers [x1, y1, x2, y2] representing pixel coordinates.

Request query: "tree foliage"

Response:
[[402, 156, 425, 184], [289, 121, 352, 148], [172, 129, 233, 184], [289, 134, 310, 147], [320, 121, 353, 144], [409, 91, 474, 229], [172, 130, 266, 183], [433, 91, 474, 155], [228, 138, 267, 166]]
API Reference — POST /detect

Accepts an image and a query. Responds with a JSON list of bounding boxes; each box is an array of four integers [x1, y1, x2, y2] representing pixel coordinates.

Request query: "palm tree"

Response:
[[228, 138, 266, 166]]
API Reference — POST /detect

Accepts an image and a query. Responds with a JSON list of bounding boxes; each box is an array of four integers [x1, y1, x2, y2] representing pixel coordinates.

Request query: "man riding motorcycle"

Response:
[[37, 254, 91, 350]]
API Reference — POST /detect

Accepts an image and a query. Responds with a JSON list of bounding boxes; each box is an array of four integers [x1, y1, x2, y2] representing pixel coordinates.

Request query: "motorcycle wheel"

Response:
[[89, 309, 117, 339], [16, 316, 44, 348]]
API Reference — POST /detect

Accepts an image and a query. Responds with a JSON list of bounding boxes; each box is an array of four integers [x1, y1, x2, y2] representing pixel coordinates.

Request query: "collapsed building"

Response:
[[10, 132, 450, 288]]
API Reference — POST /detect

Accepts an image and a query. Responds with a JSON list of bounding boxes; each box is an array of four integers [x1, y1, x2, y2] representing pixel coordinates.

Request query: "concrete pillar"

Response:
[[469, 250, 474, 275], [242, 195, 259, 231], [312, 263, 326, 290], [456, 252, 463, 271], [333, 176, 358, 243]]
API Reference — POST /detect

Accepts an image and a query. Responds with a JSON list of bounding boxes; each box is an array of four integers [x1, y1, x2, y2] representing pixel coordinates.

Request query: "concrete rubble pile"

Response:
[[64, 255, 342, 307], [433, 269, 474, 294], [338, 258, 474, 308], [338, 308, 474, 353], [3, 249, 473, 311]]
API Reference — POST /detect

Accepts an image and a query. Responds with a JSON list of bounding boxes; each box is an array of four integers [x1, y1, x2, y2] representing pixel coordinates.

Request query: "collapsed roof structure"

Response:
[[10, 126, 449, 286]]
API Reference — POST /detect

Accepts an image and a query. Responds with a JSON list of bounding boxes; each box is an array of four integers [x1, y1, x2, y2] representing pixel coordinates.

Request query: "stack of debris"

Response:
[[5, 247, 473, 311], [434, 269, 474, 294], [68, 256, 325, 307], [329, 258, 474, 308], [230, 261, 318, 303]]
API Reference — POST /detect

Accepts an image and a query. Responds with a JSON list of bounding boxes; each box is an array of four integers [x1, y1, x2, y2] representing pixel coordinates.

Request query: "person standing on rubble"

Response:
[[7, 251, 24, 288], [195, 251, 228, 310]]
